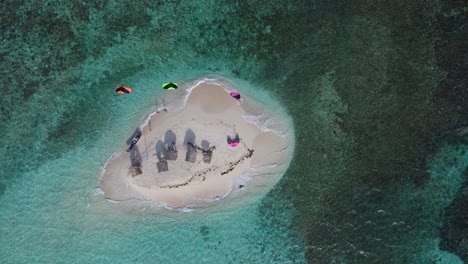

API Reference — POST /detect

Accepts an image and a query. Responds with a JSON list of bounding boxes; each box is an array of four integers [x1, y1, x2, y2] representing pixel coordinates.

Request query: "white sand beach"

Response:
[[99, 81, 293, 209]]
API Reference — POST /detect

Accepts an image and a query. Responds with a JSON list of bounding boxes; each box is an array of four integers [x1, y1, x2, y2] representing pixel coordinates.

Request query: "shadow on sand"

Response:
[[155, 130, 177, 160]]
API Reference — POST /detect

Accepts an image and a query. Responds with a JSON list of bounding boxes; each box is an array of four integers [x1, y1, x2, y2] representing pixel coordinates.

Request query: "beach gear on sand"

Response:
[[130, 163, 143, 176], [162, 82, 178, 90], [185, 142, 198, 163], [230, 92, 241, 101], [157, 159, 169, 172], [166, 143, 178, 160], [227, 134, 240, 147], [126, 131, 142, 152], [116, 86, 133, 94], [202, 146, 215, 164]]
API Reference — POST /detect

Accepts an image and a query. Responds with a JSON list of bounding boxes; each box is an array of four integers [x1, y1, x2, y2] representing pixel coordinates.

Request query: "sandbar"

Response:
[[99, 80, 293, 209]]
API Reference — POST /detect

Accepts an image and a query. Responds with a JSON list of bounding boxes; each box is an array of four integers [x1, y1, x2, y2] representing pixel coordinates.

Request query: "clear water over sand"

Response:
[[1, 1, 468, 263]]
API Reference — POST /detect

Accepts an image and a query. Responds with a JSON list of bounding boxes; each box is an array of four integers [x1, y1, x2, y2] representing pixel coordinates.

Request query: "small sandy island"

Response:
[[99, 80, 293, 209]]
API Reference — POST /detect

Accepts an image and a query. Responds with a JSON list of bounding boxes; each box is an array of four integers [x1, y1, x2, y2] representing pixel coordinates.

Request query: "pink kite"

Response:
[[230, 92, 241, 101]]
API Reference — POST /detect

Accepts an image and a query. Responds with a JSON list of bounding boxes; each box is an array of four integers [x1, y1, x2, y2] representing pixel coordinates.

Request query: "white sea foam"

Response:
[[94, 187, 104, 196], [251, 164, 279, 170], [106, 199, 121, 204], [177, 207, 195, 213]]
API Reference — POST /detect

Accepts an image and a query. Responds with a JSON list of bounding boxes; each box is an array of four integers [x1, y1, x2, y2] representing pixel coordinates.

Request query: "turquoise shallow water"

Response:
[[1, 0, 468, 263], [0, 147, 303, 263], [0, 80, 303, 263]]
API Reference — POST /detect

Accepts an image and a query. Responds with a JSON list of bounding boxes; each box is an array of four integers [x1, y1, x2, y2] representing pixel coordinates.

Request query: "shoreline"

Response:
[[98, 77, 294, 210]]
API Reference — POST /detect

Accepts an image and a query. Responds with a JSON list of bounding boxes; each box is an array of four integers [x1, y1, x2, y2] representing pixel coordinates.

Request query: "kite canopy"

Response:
[[230, 92, 241, 101], [162, 82, 178, 90], [116, 86, 133, 94]]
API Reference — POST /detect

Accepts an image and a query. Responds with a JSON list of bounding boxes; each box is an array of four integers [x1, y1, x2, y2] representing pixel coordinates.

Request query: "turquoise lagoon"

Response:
[[1, 1, 468, 263]]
